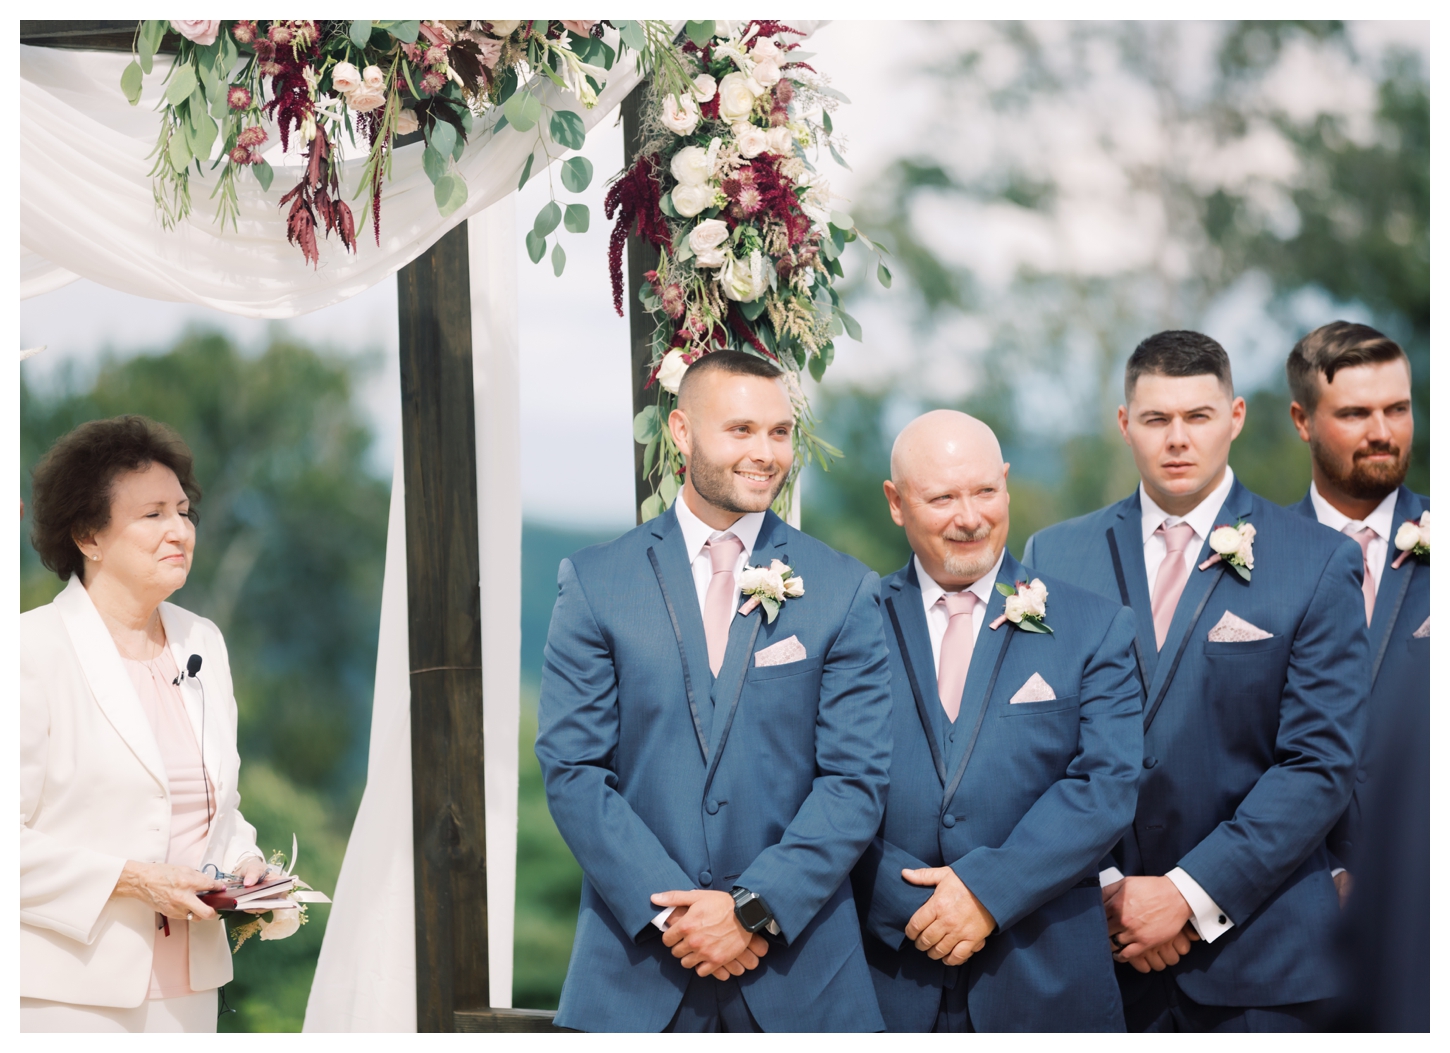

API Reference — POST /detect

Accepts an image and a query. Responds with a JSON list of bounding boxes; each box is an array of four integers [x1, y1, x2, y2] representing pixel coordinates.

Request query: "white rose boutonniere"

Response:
[[1200, 521, 1256, 581], [989, 578, 1053, 633], [738, 559, 804, 624], [1392, 511, 1429, 568]]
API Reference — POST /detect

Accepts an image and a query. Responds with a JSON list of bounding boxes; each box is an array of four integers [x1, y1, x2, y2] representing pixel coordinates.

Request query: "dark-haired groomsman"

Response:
[[1024, 331, 1370, 1031], [1285, 322, 1428, 1030]]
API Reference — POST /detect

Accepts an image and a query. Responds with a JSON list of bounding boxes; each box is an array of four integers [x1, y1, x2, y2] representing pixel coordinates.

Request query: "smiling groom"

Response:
[[536, 350, 893, 1032]]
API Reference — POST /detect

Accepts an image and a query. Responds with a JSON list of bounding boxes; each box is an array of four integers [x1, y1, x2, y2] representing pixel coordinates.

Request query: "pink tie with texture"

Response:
[[1347, 525, 1377, 624], [935, 591, 980, 723], [1151, 522, 1197, 650], [704, 535, 745, 675]]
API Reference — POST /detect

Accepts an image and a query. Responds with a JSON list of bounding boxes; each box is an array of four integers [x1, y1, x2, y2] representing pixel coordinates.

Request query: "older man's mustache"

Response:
[[941, 525, 993, 543]]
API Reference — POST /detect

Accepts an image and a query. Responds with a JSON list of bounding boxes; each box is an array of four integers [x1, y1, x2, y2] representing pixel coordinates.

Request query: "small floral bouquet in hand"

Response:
[[1393, 511, 1429, 568], [217, 836, 331, 951]]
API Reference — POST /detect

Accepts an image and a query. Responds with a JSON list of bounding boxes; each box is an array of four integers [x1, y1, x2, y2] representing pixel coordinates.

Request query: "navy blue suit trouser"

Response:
[[1126, 974, 1324, 1032]]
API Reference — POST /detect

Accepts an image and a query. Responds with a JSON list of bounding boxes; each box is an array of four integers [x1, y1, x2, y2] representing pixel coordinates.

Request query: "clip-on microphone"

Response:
[[171, 654, 213, 835]]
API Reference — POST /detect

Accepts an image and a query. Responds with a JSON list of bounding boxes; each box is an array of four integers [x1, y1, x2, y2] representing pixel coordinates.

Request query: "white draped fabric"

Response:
[[20, 41, 644, 315]]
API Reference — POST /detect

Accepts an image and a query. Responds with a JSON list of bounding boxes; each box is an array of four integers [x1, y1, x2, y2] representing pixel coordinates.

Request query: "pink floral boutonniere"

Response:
[[989, 579, 1053, 634], [1200, 521, 1255, 582], [1392, 512, 1429, 568]]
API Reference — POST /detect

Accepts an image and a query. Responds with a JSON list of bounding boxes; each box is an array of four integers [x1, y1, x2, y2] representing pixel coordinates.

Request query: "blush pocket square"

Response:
[[1413, 616, 1430, 639], [1207, 610, 1273, 643], [754, 635, 807, 667], [1009, 672, 1056, 703]]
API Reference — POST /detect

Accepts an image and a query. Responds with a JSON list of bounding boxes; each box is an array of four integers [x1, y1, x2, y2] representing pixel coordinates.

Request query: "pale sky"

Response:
[[19, 20, 1426, 527]]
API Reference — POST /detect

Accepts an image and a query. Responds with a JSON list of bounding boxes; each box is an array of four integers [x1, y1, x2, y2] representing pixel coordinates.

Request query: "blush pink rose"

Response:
[[348, 89, 386, 114], [171, 20, 221, 46]]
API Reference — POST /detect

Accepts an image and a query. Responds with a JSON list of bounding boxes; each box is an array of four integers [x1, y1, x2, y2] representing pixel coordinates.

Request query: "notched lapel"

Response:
[[885, 568, 946, 786], [159, 604, 224, 793], [647, 518, 712, 760], [1368, 487, 1424, 686], [1109, 501, 1158, 687]]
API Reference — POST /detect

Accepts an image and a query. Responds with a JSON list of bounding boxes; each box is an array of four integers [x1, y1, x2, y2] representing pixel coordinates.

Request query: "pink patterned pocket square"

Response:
[[754, 635, 807, 667], [1207, 610, 1273, 642], [1009, 672, 1057, 703], [1413, 617, 1429, 639]]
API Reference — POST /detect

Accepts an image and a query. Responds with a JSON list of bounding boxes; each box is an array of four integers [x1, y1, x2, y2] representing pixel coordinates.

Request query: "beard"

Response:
[[688, 448, 787, 515], [1312, 436, 1410, 502], [940, 523, 998, 580]]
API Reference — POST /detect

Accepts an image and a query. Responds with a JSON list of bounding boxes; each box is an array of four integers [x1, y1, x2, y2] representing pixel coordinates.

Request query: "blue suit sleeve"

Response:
[[950, 606, 1143, 930], [534, 558, 694, 941], [1177, 540, 1369, 924], [737, 570, 894, 943], [856, 837, 934, 950]]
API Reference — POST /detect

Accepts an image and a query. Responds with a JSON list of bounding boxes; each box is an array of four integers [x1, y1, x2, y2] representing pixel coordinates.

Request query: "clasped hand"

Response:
[[651, 889, 770, 981], [1102, 876, 1199, 973], [902, 866, 996, 967]]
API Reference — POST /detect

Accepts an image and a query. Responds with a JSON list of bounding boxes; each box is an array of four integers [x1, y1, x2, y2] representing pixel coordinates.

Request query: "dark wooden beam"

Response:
[[622, 81, 659, 526], [397, 223, 492, 1032], [19, 21, 171, 53], [454, 1008, 568, 1033]]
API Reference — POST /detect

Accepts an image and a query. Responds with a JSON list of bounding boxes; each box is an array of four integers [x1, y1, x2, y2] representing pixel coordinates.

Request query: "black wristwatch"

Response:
[[731, 886, 775, 934]]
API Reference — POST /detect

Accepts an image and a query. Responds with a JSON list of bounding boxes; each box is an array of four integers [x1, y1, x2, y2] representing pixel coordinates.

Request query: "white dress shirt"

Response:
[[915, 550, 1006, 675], [1100, 466, 1238, 944], [653, 498, 773, 935], [1308, 482, 1397, 595]]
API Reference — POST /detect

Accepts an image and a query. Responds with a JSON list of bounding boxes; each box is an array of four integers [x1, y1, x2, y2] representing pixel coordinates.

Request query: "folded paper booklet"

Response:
[[200, 874, 300, 911]]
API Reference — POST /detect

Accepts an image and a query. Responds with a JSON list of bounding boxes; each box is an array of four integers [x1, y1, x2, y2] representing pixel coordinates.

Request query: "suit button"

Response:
[[699, 870, 712, 886], [941, 814, 956, 829], [1356, 770, 1369, 784], [1143, 757, 1158, 769], [705, 799, 720, 815]]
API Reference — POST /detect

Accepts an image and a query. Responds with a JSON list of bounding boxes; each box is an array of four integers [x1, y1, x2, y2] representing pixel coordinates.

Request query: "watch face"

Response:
[[736, 895, 770, 929]]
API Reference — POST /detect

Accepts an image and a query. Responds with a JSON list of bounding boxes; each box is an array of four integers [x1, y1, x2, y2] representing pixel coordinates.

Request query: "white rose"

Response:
[[332, 61, 362, 95], [670, 144, 716, 187], [488, 20, 522, 36], [733, 122, 770, 159], [717, 71, 765, 121], [693, 73, 718, 101], [660, 92, 700, 136], [1022, 579, 1048, 618], [750, 37, 786, 67], [783, 575, 804, 598], [362, 65, 385, 90], [688, 219, 731, 267], [1209, 525, 1242, 557], [719, 251, 770, 302], [765, 126, 796, 156], [739, 566, 773, 596], [1003, 595, 1027, 624], [655, 349, 689, 394], [347, 89, 386, 114], [1396, 520, 1422, 552], [672, 183, 716, 218], [396, 108, 419, 134], [1418, 510, 1430, 532], [751, 61, 782, 88]]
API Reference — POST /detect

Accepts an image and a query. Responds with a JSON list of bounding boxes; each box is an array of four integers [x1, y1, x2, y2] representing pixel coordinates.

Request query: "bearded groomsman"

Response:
[[1283, 323, 1428, 1030], [536, 350, 892, 1032], [853, 411, 1142, 1032], [1023, 331, 1369, 1032]]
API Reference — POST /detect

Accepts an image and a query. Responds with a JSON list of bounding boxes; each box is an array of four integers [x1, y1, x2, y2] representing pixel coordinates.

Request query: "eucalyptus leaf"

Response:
[[838, 309, 862, 342], [252, 159, 274, 191], [434, 172, 468, 216], [516, 152, 534, 190], [658, 191, 680, 219], [740, 297, 767, 321], [534, 201, 562, 238], [549, 110, 587, 150], [166, 65, 198, 107], [685, 20, 716, 47], [552, 242, 567, 276], [660, 470, 681, 504], [451, 132, 466, 162], [808, 354, 826, 382], [564, 203, 590, 233], [996, 582, 1016, 597], [387, 20, 420, 44], [167, 130, 192, 170], [502, 90, 542, 132], [640, 493, 664, 522], [422, 144, 447, 184], [617, 20, 646, 52], [525, 229, 547, 263], [830, 210, 855, 230], [560, 156, 593, 193], [817, 85, 853, 104], [121, 61, 143, 105], [877, 262, 893, 288], [828, 142, 851, 171], [822, 110, 833, 134], [426, 119, 457, 159], [138, 20, 165, 75], [761, 596, 781, 624], [349, 20, 373, 48], [633, 406, 661, 443], [642, 434, 659, 470]]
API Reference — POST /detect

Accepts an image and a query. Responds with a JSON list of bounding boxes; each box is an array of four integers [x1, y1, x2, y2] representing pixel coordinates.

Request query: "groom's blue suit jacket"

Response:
[[1023, 478, 1370, 1008], [535, 506, 892, 1032], [1289, 485, 1429, 869], [852, 550, 1142, 1032]]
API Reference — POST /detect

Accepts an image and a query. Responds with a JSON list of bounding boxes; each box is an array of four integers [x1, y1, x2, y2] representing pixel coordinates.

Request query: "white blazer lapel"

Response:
[[159, 603, 224, 795], [54, 576, 168, 791]]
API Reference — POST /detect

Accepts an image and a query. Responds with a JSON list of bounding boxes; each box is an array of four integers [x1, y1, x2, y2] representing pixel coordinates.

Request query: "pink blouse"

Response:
[[124, 647, 214, 999]]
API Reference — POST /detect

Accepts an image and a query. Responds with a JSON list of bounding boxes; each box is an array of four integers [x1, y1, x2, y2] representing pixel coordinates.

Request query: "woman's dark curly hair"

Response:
[[29, 415, 202, 582]]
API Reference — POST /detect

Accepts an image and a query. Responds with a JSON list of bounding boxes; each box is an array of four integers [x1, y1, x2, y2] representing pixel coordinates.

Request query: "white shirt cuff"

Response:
[[1331, 867, 1346, 878], [651, 906, 674, 932], [1167, 866, 1234, 943], [1099, 867, 1125, 887]]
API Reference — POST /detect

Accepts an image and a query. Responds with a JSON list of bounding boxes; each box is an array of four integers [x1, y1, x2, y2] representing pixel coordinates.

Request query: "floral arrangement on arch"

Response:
[[123, 19, 684, 267], [605, 20, 890, 521]]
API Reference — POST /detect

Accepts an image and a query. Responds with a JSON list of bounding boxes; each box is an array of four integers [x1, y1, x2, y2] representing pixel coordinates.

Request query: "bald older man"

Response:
[[849, 411, 1143, 1032]]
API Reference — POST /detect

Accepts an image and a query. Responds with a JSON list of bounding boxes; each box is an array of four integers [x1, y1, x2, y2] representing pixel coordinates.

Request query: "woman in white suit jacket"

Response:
[[21, 417, 267, 1033]]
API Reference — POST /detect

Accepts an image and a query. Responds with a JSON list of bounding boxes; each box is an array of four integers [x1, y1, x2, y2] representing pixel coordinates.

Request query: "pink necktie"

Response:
[[1347, 525, 1377, 624], [704, 535, 745, 675], [935, 591, 980, 723], [1151, 522, 1197, 650]]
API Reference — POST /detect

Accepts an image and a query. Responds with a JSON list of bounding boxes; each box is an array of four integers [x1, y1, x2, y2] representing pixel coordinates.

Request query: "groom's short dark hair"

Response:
[[1124, 330, 1234, 403], [678, 349, 783, 406], [1286, 321, 1407, 413]]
